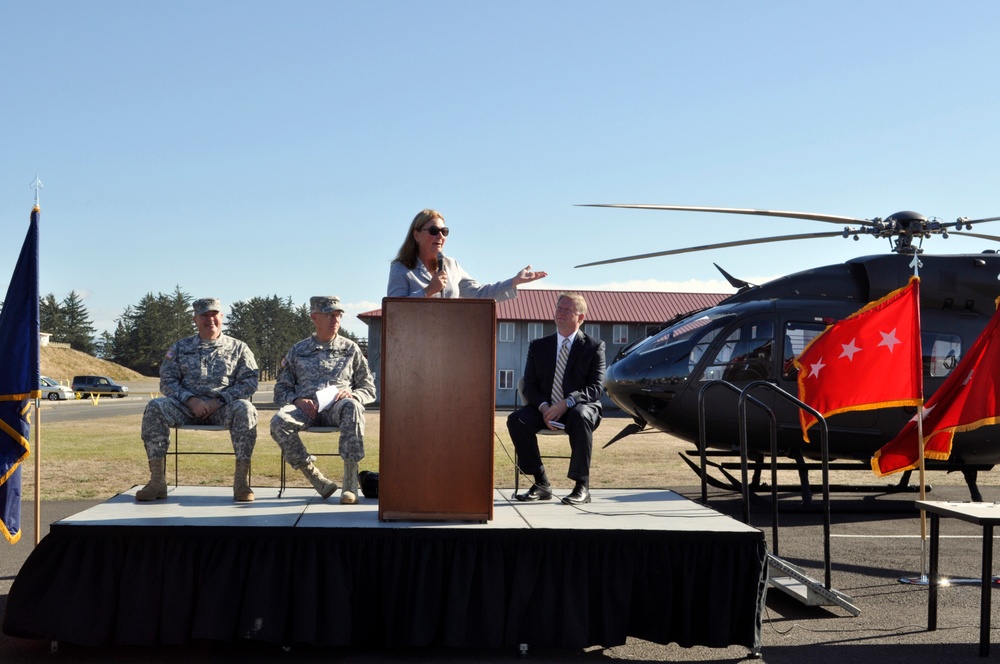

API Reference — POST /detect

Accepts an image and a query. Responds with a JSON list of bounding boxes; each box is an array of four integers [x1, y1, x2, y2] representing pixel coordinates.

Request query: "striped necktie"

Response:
[[551, 337, 570, 404]]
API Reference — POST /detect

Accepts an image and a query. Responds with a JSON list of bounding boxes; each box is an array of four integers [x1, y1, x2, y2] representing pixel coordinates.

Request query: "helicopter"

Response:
[[577, 205, 1000, 502]]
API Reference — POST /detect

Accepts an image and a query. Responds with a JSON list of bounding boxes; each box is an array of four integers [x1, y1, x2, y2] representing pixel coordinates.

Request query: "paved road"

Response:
[[5, 484, 1000, 663], [35, 381, 278, 423]]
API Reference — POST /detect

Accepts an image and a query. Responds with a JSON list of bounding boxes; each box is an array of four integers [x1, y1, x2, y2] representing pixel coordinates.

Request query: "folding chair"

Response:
[[169, 424, 250, 487]]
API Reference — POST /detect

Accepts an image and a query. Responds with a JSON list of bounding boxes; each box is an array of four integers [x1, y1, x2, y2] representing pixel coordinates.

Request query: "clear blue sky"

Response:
[[4, 1, 1000, 339]]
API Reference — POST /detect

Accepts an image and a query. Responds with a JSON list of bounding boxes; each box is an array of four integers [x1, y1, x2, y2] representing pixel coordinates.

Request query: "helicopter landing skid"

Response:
[[678, 451, 930, 498]]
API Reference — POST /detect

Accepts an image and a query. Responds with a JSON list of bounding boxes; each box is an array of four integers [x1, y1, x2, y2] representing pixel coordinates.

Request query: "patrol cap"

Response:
[[193, 297, 222, 315], [310, 296, 345, 314]]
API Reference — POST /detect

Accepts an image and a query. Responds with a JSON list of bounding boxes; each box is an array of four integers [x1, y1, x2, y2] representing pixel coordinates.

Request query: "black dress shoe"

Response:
[[561, 483, 590, 505], [515, 484, 553, 501]]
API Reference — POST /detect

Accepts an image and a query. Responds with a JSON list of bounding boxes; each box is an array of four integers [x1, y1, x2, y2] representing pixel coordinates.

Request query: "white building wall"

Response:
[[363, 318, 636, 409]]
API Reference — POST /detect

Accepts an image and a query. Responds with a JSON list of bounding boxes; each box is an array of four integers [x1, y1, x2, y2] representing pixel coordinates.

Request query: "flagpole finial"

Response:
[[29, 175, 43, 209]]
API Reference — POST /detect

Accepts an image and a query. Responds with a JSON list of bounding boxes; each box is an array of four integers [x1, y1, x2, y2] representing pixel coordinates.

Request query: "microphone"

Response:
[[436, 252, 444, 272]]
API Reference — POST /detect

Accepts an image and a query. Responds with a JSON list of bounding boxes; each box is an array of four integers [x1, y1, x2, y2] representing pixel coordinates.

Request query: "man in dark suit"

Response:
[[507, 292, 606, 504]]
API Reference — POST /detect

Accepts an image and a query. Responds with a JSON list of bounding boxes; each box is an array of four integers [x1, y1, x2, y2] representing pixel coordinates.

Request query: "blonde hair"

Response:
[[558, 291, 588, 316], [392, 209, 444, 269]]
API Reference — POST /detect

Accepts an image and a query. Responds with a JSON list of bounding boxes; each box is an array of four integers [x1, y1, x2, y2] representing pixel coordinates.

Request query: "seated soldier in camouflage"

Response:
[[270, 296, 375, 504], [136, 297, 260, 502]]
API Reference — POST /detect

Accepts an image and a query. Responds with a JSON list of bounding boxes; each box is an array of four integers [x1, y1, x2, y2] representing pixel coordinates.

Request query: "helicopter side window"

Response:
[[781, 322, 826, 380], [923, 333, 961, 378], [779, 325, 964, 380], [700, 320, 775, 382]]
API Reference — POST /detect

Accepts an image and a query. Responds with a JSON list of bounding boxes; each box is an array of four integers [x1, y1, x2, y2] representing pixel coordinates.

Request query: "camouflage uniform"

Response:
[[270, 334, 375, 467], [141, 333, 259, 461]]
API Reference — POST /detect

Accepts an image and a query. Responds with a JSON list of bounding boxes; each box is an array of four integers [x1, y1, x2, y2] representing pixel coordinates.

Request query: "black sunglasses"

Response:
[[422, 226, 450, 237]]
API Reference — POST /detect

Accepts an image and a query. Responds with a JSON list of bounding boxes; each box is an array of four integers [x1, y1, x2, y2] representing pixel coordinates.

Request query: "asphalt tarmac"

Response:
[[4, 484, 1000, 663]]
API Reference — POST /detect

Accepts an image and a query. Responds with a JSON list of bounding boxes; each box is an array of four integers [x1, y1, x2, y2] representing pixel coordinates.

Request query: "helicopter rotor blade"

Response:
[[962, 216, 1000, 225], [579, 204, 876, 227], [575, 230, 848, 268], [948, 231, 1000, 243]]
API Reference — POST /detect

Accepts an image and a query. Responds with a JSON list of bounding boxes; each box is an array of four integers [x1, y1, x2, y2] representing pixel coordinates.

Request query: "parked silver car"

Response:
[[40, 376, 74, 401]]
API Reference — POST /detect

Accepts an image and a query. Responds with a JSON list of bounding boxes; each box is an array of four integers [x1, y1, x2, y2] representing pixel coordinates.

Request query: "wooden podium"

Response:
[[378, 298, 496, 521]]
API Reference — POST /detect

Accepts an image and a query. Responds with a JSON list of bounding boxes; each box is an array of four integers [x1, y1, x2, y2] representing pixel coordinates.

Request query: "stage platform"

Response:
[[3, 487, 767, 654]]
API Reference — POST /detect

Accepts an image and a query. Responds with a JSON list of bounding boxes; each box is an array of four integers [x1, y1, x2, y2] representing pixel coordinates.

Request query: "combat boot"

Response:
[[341, 460, 359, 505], [136, 457, 167, 502], [234, 459, 255, 502], [300, 462, 338, 499]]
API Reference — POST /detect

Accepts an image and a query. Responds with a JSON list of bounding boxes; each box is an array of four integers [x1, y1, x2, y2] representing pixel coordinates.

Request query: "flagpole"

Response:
[[910, 254, 930, 585], [31, 175, 42, 208], [913, 258, 928, 583], [917, 405, 927, 580], [34, 398, 40, 546], [30, 183, 43, 547]]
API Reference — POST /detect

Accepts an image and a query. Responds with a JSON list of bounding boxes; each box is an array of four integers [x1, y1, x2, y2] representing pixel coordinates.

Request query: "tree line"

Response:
[[40, 291, 97, 355], [41, 287, 367, 380]]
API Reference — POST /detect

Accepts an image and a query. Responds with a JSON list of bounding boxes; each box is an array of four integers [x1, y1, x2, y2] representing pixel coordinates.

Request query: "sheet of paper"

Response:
[[315, 385, 339, 412]]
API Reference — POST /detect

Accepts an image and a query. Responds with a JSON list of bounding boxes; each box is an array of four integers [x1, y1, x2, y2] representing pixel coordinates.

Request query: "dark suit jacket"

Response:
[[522, 330, 606, 412]]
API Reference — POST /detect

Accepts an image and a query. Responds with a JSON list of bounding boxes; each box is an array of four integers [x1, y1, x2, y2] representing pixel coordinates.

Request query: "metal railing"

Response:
[[697, 378, 832, 590]]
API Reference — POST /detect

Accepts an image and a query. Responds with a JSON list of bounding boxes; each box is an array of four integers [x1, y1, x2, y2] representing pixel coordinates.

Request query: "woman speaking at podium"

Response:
[[387, 209, 546, 299]]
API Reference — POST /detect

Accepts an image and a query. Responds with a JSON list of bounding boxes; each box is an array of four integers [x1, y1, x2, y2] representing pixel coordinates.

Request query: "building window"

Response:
[[499, 322, 515, 342], [612, 324, 629, 345], [498, 370, 514, 390], [527, 322, 545, 340], [584, 323, 600, 340]]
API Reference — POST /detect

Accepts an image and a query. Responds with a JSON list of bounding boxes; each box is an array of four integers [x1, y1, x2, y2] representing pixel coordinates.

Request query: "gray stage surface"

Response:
[[55, 485, 764, 532]]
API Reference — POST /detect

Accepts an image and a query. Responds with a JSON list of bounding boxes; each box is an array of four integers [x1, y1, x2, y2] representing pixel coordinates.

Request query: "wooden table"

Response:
[[917, 500, 1000, 657]]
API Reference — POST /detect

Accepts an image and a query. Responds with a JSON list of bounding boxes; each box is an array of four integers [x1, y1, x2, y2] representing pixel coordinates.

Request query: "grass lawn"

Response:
[[20, 404, 973, 502], [19, 409, 701, 501]]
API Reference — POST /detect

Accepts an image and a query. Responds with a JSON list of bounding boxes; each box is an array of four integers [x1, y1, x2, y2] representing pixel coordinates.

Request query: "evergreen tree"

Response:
[[104, 288, 194, 375], [94, 330, 115, 359], [165, 286, 194, 347], [60, 290, 96, 354], [39, 293, 63, 338], [226, 295, 312, 380], [39, 291, 97, 354]]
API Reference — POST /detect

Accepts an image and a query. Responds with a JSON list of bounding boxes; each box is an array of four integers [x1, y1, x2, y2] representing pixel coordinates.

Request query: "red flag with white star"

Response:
[[795, 276, 922, 442], [872, 296, 1000, 476]]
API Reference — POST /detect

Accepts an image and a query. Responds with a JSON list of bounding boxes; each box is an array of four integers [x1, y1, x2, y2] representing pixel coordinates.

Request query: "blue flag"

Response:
[[0, 207, 40, 544]]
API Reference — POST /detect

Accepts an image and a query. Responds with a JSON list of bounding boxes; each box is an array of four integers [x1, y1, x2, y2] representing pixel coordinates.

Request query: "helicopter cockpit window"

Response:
[[782, 322, 826, 380], [635, 312, 729, 357], [699, 320, 775, 382], [923, 332, 961, 378]]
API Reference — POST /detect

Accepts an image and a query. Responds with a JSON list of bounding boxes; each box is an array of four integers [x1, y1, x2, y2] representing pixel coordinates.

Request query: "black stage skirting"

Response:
[[3, 488, 767, 652]]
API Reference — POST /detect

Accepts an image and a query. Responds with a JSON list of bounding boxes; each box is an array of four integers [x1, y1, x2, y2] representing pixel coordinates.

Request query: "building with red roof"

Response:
[[358, 288, 729, 407]]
